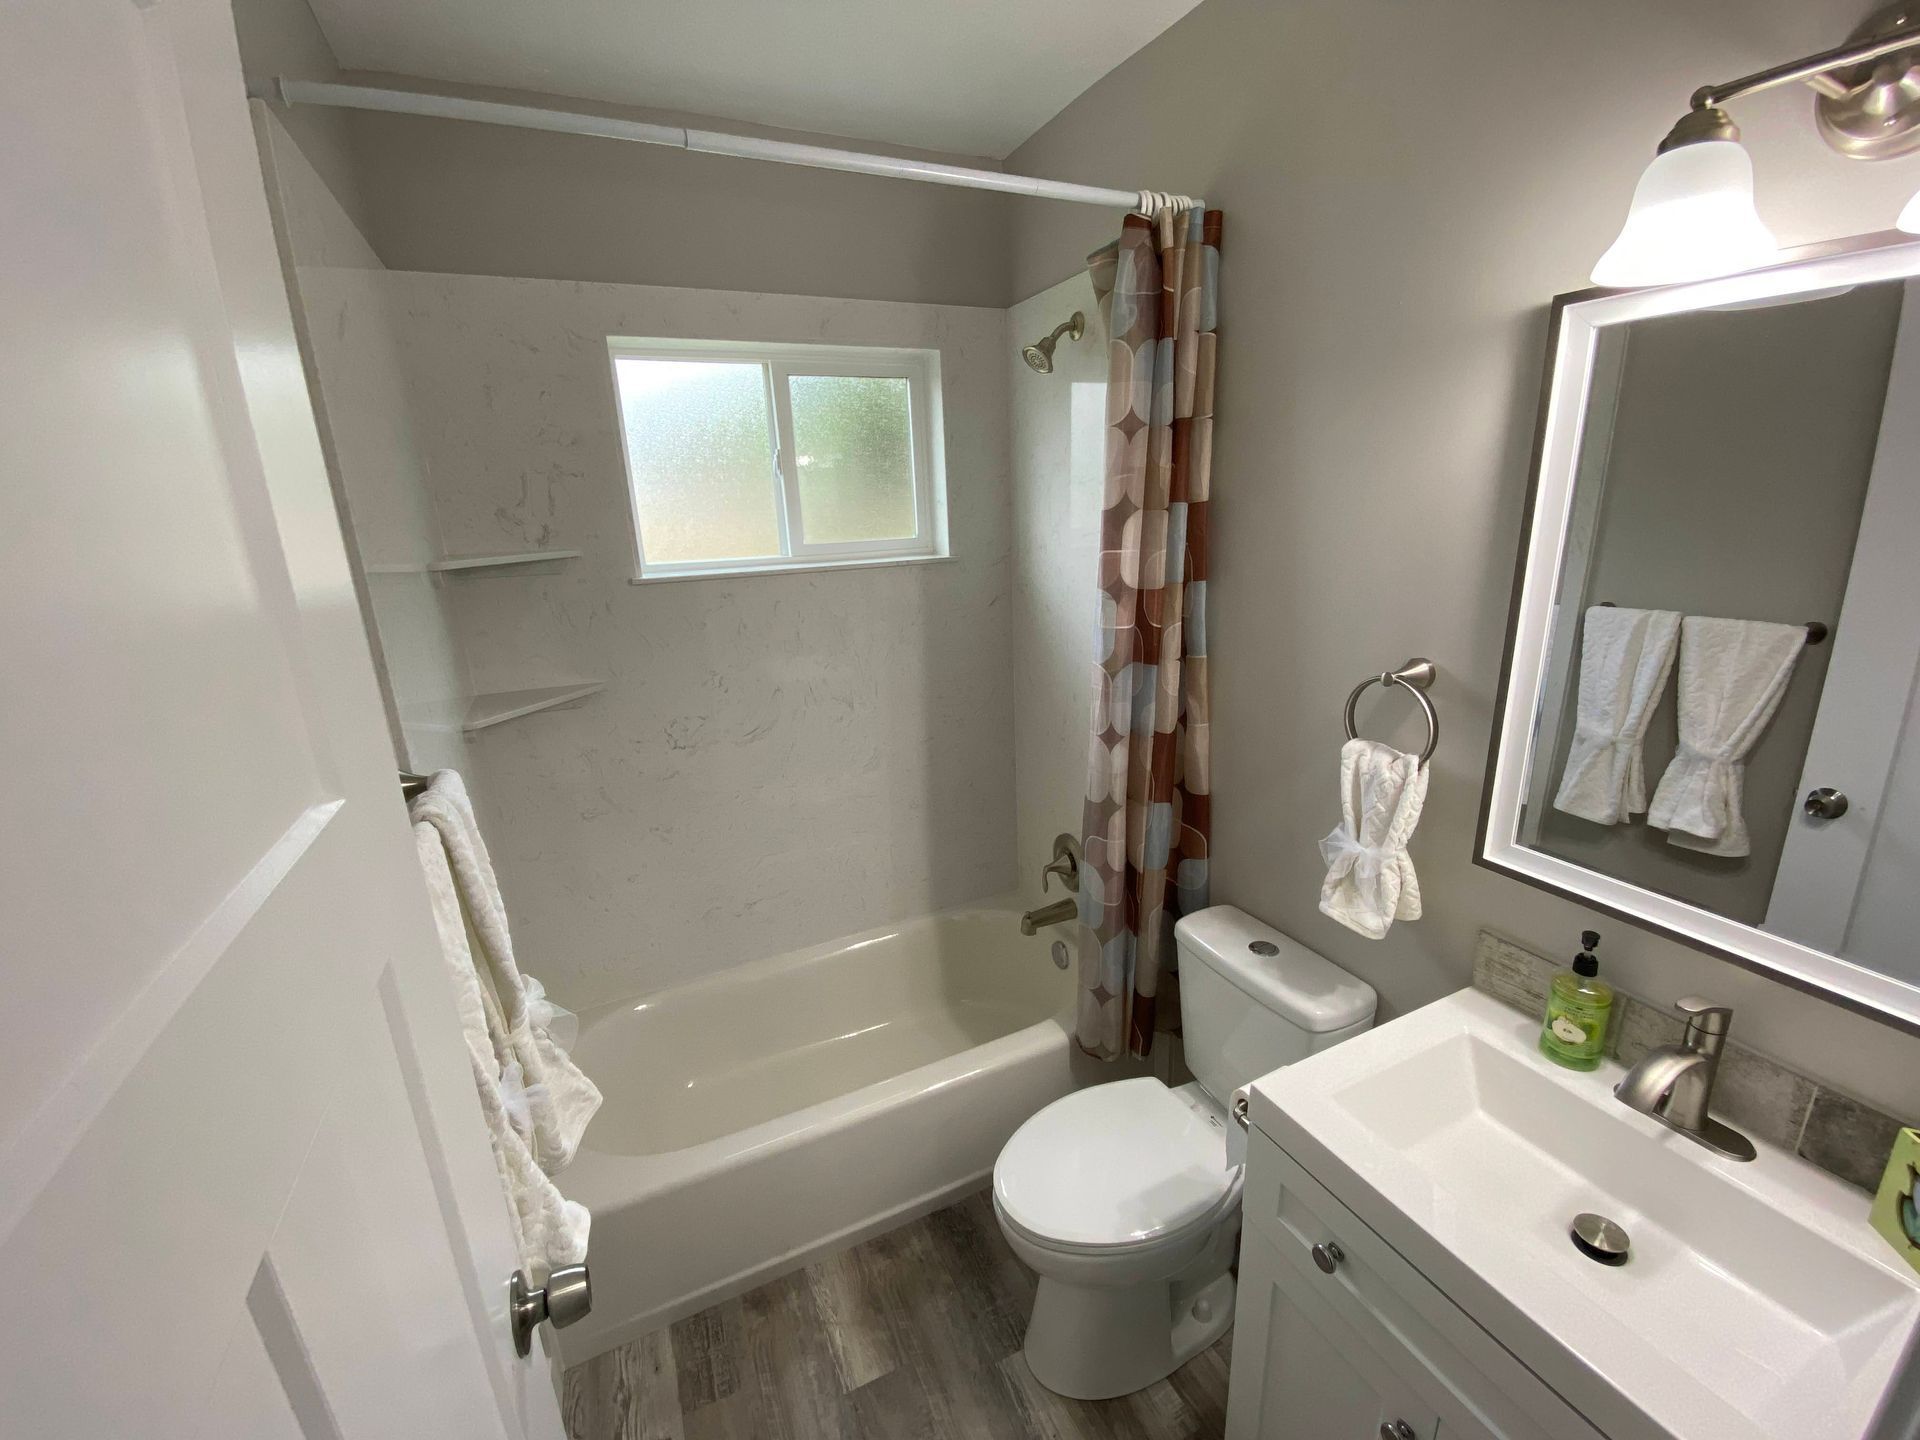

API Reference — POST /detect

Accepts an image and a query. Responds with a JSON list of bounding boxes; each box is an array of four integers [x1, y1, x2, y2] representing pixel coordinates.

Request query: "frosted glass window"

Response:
[[609, 339, 942, 578], [612, 359, 781, 564], [788, 375, 917, 543]]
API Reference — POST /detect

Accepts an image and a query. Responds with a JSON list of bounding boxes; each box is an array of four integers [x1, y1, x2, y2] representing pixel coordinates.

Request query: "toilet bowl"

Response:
[[992, 905, 1376, 1399], [993, 1076, 1241, 1399]]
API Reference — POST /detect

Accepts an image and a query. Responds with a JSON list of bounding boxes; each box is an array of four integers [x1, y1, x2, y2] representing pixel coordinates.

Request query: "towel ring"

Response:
[[1342, 658, 1439, 767]]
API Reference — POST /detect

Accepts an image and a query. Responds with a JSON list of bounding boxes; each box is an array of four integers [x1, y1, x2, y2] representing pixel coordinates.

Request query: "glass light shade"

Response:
[[1591, 140, 1779, 287], [1899, 185, 1920, 234]]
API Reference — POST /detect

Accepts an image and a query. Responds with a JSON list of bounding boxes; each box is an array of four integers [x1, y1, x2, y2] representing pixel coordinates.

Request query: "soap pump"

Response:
[[1539, 930, 1613, 1072]]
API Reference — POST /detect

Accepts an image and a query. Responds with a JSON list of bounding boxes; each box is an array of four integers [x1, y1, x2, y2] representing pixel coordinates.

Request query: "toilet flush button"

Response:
[[1248, 940, 1279, 957]]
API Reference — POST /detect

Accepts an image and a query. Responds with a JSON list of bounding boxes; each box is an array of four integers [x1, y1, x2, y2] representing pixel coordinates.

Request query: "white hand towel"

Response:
[[413, 824, 588, 1280], [1647, 617, 1805, 857], [1319, 738, 1428, 940], [411, 770, 601, 1174], [1553, 606, 1681, 825]]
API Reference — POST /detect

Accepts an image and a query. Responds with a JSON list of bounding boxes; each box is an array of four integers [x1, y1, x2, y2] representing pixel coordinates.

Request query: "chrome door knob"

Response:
[[1804, 787, 1849, 820], [509, 1264, 592, 1357], [1311, 1240, 1345, 1274], [1381, 1423, 1416, 1440]]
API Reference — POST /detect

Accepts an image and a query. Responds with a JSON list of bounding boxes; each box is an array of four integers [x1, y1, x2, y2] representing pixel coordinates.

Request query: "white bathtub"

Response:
[[555, 906, 1112, 1362]]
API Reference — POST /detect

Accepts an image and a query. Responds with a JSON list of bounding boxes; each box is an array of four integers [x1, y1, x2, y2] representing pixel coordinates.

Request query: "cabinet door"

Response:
[[1228, 1229, 1438, 1440]]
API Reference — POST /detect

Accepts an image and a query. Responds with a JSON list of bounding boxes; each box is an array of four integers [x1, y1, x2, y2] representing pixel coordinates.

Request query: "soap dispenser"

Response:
[[1539, 930, 1613, 1071]]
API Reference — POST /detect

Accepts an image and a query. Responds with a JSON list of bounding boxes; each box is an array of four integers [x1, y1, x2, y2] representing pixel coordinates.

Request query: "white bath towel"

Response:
[[1553, 606, 1681, 826], [413, 823, 589, 1279], [1319, 739, 1428, 940], [410, 770, 601, 1173], [1647, 617, 1805, 857]]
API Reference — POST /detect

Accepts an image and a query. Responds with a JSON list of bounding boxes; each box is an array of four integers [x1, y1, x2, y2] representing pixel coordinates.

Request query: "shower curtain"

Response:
[[1077, 206, 1222, 1061]]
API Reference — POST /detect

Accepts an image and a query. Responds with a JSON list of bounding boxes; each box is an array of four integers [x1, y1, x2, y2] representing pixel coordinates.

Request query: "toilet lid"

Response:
[[993, 1078, 1238, 1250]]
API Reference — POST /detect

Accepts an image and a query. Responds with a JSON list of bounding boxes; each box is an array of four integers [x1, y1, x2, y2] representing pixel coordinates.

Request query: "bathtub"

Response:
[[555, 905, 1113, 1362]]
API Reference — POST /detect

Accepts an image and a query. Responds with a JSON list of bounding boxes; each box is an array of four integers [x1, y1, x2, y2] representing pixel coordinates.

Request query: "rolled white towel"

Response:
[[1319, 738, 1428, 940], [1648, 617, 1805, 857], [1553, 606, 1681, 826]]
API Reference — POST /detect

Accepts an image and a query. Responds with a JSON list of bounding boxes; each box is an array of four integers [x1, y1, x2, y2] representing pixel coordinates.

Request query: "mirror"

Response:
[[1480, 235, 1920, 1034]]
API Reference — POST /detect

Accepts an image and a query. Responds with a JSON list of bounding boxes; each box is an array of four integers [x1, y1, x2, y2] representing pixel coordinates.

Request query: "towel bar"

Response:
[[1342, 658, 1439, 766], [1596, 603, 1826, 645]]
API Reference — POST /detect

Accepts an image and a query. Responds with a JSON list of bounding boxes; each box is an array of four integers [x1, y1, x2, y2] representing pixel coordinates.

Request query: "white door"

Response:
[[1765, 279, 1920, 961], [0, 4, 568, 1438]]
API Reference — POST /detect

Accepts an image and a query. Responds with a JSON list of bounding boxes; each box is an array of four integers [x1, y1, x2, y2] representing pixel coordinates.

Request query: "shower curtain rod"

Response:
[[276, 79, 1202, 213]]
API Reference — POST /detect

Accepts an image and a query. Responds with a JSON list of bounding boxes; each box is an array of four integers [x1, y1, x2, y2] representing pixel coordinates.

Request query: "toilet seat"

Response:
[[993, 1077, 1241, 1254]]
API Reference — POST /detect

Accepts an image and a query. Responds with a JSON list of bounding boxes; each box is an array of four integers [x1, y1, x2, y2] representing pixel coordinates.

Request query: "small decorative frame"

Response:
[[1872, 1128, 1920, 1278]]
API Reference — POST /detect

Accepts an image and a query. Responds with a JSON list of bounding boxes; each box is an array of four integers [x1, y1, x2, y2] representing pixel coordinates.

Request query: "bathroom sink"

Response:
[[1246, 987, 1920, 1440]]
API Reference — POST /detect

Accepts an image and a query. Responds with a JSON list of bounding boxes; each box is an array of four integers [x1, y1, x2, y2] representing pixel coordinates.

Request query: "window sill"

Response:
[[629, 554, 956, 584]]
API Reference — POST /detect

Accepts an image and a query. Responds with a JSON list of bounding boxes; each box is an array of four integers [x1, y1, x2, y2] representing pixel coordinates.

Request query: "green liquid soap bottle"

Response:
[[1539, 930, 1612, 1071]]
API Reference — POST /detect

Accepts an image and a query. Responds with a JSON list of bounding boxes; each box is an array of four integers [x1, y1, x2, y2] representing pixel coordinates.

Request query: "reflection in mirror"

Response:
[[1484, 244, 1920, 1029]]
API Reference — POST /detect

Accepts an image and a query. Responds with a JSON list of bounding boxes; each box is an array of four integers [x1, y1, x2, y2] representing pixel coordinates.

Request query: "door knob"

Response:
[[509, 1264, 592, 1357], [1804, 787, 1849, 820], [1311, 1240, 1345, 1274]]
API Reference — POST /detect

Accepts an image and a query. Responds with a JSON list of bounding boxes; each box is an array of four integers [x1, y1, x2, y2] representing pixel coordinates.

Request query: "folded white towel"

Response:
[[411, 770, 601, 1173], [413, 823, 589, 1280], [1647, 617, 1805, 857], [1553, 606, 1681, 826], [1319, 739, 1428, 940]]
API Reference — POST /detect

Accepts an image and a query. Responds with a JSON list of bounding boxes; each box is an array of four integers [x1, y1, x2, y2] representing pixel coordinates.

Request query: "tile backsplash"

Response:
[[1473, 931, 1910, 1193]]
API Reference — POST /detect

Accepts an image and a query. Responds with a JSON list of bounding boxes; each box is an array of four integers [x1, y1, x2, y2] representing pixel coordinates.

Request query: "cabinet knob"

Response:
[[1381, 1423, 1416, 1440], [1311, 1240, 1345, 1274]]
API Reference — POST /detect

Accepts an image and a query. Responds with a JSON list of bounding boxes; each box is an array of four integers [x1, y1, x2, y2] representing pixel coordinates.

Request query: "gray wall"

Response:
[[1005, 0, 1920, 1120], [229, 0, 375, 238], [1533, 287, 1902, 922], [339, 90, 1015, 306], [230, 1, 1013, 306]]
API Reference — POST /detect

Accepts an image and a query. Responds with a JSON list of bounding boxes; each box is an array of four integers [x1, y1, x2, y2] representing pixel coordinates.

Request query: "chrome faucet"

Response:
[[1612, 997, 1757, 1161], [1021, 833, 1081, 935]]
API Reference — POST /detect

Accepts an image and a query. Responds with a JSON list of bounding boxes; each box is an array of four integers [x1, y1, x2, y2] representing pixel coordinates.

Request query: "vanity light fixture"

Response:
[[1595, 3, 1920, 286], [1901, 185, 1920, 233]]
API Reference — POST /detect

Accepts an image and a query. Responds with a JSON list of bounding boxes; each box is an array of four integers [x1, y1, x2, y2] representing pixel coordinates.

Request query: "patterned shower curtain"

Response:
[[1076, 206, 1221, 1061]]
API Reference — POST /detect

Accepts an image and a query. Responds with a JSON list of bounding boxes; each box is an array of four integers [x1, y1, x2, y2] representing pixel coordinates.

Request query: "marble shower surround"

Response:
[[1008, 274, 1108, 897], [369, 270, 1016, 1008], [256, 107, 473, 778]]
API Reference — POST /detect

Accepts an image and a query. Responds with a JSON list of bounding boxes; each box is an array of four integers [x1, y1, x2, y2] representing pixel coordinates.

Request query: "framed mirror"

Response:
[[1479, 233, 1920, 1034]]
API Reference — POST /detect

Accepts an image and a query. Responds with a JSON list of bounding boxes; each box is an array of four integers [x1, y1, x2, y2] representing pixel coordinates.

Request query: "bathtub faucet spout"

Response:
[[1020, 899, 1078, 936]]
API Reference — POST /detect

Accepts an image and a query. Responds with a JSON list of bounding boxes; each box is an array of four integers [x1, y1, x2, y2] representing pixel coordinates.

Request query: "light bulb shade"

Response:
[[1900, 185, 1920, 234], [1591, 141, 1779, 287]]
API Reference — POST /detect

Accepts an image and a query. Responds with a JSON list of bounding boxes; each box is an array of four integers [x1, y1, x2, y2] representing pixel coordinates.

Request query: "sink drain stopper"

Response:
[[1570, 1212, 1631, 1266]]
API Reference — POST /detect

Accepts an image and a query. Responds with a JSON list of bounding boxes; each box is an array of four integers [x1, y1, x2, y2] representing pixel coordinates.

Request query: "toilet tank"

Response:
[[1174, 906, 1377, 1102]]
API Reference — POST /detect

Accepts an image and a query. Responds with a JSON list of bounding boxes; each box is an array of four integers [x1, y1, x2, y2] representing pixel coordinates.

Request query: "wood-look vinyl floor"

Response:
[[562, 1189, 1232, 1440]]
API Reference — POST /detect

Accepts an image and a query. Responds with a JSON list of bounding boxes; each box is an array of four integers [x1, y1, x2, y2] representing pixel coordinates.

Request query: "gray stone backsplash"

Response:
[[1473, 931, 1910, 1193]]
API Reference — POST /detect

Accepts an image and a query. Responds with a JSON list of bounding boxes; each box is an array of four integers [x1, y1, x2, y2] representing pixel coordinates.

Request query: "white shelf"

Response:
[[427, 549, 582, 574], [463, 683, 604, 732], [403, 682, 605, 735]]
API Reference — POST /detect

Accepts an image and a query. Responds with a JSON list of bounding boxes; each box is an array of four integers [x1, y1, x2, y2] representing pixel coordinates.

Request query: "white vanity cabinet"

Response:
[[1227, 1126, 1607, 1440]]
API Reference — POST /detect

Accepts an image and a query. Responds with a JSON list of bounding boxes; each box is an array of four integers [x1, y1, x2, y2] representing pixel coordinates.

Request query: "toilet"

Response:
[[992, 905, 1377, 1400]]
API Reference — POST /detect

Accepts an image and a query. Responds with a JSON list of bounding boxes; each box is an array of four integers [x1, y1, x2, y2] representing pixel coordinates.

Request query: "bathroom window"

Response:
[[608, 338, 945, 580]]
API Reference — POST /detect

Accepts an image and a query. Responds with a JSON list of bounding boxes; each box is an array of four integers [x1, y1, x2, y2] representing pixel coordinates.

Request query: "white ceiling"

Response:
[[304, 0, 1206, 159]]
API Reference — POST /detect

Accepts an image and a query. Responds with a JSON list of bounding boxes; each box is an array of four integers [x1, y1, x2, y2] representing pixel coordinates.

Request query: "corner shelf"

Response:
[[462, 683, 604, 732], [427, 549, 582, 575], [404, 682, 605, 735]]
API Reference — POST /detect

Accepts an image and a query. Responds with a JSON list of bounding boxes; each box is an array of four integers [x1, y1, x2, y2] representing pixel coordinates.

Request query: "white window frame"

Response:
[[606, 337, 946, 581]]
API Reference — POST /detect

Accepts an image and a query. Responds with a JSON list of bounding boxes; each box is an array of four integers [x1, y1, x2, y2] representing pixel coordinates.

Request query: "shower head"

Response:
[[1022, 311, 1085, 373]]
